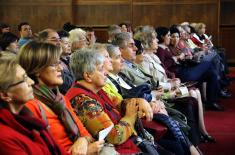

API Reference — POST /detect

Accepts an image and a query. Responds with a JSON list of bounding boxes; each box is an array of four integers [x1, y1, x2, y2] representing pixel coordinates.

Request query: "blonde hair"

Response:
[[0, 53, 18, 90], [17, 40, 61, 83], [194, 22, 206, 33]]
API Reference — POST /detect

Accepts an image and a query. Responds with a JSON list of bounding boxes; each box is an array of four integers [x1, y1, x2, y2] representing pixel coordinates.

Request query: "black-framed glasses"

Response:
[[7, 74, 28, 89]]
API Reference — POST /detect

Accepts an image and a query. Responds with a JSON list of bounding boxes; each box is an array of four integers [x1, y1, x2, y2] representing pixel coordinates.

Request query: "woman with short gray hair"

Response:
[[67, 49, 145, 154]]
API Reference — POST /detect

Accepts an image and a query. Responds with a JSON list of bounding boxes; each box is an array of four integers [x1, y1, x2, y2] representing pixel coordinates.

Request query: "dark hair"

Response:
[[57, 30, 70, 38], [62, 22, 77, 32], [169, 26, 180, 36], [0, 23, 10, 29], [134, 39, 143, 55], [188, 25, 196, 34], [155, 27, 169, 43], [18, 22, 30, 31], [0, 32, 18, 50]]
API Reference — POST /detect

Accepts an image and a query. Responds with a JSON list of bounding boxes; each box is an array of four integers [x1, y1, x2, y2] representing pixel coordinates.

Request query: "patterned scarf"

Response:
[[33, 84, 80, 142]]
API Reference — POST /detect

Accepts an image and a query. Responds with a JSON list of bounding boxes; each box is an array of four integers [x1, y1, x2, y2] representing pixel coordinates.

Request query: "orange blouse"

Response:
[[26, 96, 91, 152]]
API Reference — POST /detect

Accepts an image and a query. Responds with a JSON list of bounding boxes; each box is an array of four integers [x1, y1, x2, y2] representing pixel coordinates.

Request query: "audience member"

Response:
[[18, 22, 33, 47]]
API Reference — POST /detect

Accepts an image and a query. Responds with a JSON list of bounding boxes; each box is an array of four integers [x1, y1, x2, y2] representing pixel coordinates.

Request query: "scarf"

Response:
[[0, 107, 64, 155], [33, 84, 80, 142]]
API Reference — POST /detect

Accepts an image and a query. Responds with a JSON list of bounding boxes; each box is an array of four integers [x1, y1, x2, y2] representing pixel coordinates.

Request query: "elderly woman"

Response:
[[66, 49, 142, 154], [0, 32, 19, 55], [0, 54, 66, 155], [17, 41, 103, 155], [69, 28, 88, 51]]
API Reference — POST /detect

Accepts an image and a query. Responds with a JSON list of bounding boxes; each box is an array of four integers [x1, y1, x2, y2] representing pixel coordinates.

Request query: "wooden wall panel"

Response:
[[132, 0, 219, 44], [72, 0, 131, 26], [220, 0, 235, 63], [0, 0, 72, 35], [220, 26, 235, 63], [220, 0, 235, 25], [0, 0, 221, 46]]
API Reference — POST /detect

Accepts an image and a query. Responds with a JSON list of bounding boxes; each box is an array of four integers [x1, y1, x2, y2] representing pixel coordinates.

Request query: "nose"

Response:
[[58, 62, 64, 71], [28, 77, 35, 86]]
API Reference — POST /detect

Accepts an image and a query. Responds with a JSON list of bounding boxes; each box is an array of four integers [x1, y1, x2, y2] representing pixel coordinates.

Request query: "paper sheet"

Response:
[[98, 124, 114, 141]]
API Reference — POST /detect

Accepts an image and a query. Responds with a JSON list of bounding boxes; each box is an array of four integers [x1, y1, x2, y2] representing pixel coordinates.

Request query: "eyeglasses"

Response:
[[7, 74, 28, 89], [49, 61, 62, 68], [47, 37, 61, 42]]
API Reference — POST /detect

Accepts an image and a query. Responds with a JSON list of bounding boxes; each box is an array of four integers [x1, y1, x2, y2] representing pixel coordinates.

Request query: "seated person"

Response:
[[0, 54, 66, 155], [17, 41, 104, 155], [155, 26, 223, 111], [66, 49, 200, 155], [133, 26, 215, 143], [111, 32, 203, 146], [0, 32, 19, 55], [69, 28, 88, 52]]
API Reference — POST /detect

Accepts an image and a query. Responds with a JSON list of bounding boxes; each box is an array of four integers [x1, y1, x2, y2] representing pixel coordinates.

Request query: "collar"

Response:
[[158, 44, 169, 50]]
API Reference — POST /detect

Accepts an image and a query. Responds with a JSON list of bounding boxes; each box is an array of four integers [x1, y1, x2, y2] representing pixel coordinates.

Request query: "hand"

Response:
[[69, 137, 89, 155], [87, 140, 105, 155], [136, 98, 153, 121], [157, 100, 168, 116], [149, 101, 161, 114], [178, 53, 185, 60], [124, 98, 138, 124]]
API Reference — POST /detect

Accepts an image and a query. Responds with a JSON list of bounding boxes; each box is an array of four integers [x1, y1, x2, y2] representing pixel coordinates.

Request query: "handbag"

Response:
[[133, 117, 159, 155]]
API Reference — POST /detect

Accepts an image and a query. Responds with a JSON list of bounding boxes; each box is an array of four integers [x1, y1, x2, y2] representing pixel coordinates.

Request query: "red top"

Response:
[[0, 108, 68, 155], [26, 96, 91, 152]]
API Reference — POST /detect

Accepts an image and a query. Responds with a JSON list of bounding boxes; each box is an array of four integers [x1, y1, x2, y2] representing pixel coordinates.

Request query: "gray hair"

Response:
[[70, 48, 104, 81], [112, 32, 131, 48], [106, 44, 119, 58], [134, 26, 156, 49]]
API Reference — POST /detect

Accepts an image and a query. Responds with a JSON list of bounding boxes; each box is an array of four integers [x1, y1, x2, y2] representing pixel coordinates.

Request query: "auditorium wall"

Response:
[[1, 0, 234, 62]]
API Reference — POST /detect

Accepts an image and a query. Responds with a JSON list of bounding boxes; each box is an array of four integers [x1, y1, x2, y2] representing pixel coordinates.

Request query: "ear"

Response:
[[0, 92, 12, 103], [83, 72, 93, 83]]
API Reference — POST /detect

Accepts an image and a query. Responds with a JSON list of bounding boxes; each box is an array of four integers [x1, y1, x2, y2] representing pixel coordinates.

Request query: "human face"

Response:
[[6, 65, 34, 104], [20, 25, 32, 38], [99, 49, 113, 72], [38, 60, 63, 88], [163, 31, 171, 46], [46, 31, 61, 47], [71, 36, 88, 51], [2, 27, 10, 33], [199, 26, 206, 35], [7, 40, 19, 53], [89, 63, 107, 89], [86, 31, 96, 45], [170, 33, 180, 47], [120, 38, 137, 62], [61, 37, 71, 56], [121, 25, 128, 32], [151, 36, 159, 51], [111, 48, 124, 74]]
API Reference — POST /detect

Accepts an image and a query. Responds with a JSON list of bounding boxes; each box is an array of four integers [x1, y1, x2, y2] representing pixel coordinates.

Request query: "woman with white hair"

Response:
[[69, 28, 88, 51]]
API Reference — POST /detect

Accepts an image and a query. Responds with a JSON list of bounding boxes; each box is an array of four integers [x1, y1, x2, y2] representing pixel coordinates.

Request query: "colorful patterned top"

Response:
[[66, 83, 140, 154]]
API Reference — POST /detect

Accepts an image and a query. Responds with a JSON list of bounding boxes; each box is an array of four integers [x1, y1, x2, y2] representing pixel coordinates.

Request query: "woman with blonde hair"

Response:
[[0, 53, 67, 155]]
